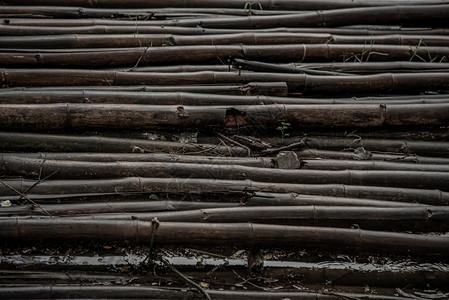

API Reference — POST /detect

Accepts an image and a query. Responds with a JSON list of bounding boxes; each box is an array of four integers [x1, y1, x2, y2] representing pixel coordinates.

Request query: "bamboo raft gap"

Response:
[[1, 1, 449, 298]]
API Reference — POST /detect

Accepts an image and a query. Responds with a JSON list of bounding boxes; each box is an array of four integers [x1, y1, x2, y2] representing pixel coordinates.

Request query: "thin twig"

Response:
[[161, 257, 211, 300], [257, 137, 307, 156], [0, 180, 53, 218], [215, 132, 251, 156], [128, 42, 152, 72], [231, 269, 266, 290]]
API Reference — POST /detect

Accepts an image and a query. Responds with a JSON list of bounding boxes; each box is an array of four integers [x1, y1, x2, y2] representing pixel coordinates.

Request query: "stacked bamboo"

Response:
[[1, 1, 449, 299]]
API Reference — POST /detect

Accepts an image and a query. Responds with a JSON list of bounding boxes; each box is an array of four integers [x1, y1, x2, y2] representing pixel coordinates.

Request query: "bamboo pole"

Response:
[[0, 152, 273, 167], [1, 219, 449, 255], [1, 44, 449, 67], [137, 5, 449, 28], [0, 132, 248, 156], [2, 0, 449, 9], [2, 24, 447, 36], [0, 285, 413, 300], [0, 6, 311, 18], [0, 82, 289, 96], [69, 206, 449, 232], [299, 159, 449, 172], [296, 149, 449, 164], [304, 137, 449, 157], [290, 61, 449, 74], [4, 69, 449, 95], [0, 103, 448, 130], [1, 177, 447, 205], [1, 157, 449, 190], [0, 201, 241, 217], [2, 90, 448, 105], [1, 152, 449, 172], [247, 192, 427, 207], [3, 33, 449, 48]]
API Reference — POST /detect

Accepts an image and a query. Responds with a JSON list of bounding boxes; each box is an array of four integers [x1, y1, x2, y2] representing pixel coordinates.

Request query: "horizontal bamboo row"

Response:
[[3, 70, 449, 95], [0, 285, 415, 300], [1, 132, 448, 157], [66, 205, 449, 232], [3, 0, 449, 9], [2, 157, 448, 190], [3, 152, 448, 171], [1, 0, 449, 297], [2, 24, 448, 36], [1, 177, 447, 205], [2, 219, 449, 255], [1, 103, 448, 130], [1, 44, 448, 67], [3, 90, 449, 105], [3, 33, 449, 48], [2, 4, 449, 28]]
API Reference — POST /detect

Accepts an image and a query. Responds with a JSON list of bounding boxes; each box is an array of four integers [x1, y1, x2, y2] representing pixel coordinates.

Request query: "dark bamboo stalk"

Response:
[[304, 137, 449, 158], [69, 206, 449, 232], [0, 152, 273, 167], [0, 82, 288, 96], [299, 159, 449, 172], [2, 0, 449, 9], [0, 132, 247, 156], [290, 61, 449, 74], [3, 33, 449, 49], [4, 69, 449, 95], [0, 103, 448, 130], [247, 192, 427, 207], [296, 149, 449, 164], [0, 201, 241, 217], [2, 24, 447, 36], [135, 5, 449, 28], [1, 219, 449, 255], [2, 157, 449, 191], [0, 6, 311, 18], [1, 44, 449, 67], [0, 285, 412, 300], [1, 177, 447, 205], [2, 90, 449, 105]]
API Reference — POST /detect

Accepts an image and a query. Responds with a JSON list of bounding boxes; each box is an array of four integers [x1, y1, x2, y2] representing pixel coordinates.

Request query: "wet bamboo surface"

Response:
[[1, 1, 449, 299]]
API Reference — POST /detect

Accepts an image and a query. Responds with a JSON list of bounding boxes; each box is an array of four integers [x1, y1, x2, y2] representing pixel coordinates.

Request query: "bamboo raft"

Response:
[[1, 1, 449, 299]]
